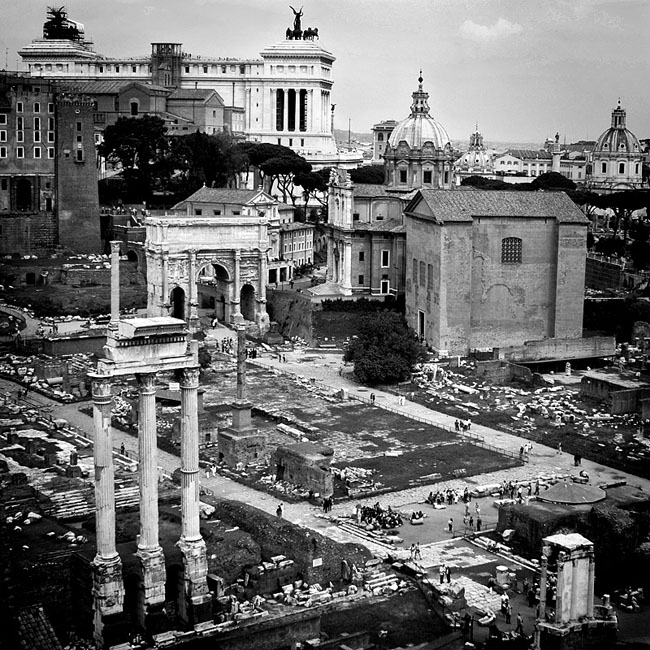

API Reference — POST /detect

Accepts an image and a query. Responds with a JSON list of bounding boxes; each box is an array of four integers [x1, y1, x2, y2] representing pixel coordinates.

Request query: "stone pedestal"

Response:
[[217, 426, 266, 467], [92, 555, 125, 649], [231, 400, 253, 431], [176, 539, 213, 626], [134, 546, 167, 632]]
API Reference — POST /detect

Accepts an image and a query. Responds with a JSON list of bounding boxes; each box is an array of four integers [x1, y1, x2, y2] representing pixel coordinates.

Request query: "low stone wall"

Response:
[[498, 336, 615, 362], [585, 256, 624, 290]]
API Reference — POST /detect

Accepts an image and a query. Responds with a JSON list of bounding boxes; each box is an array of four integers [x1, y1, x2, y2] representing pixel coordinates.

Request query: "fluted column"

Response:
[[135, 372, 166, 625], [342, 241, 352, 292], [91, 376, 119, 561], [258, 249, 267, 303], [231, 250, 242, 322], [110, 241, 121, 325], [326, 239, 334, 282], [90, 375, 124, 640], [283, 88, 288, 132], [179, 367, 201, 542], [161, 251, 169, 315], [177, 366, 212, 625], [188, 249, 199, 329]]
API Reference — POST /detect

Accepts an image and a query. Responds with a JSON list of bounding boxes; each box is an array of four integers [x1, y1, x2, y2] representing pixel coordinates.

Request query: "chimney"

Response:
[[110, 241, 121, 325]]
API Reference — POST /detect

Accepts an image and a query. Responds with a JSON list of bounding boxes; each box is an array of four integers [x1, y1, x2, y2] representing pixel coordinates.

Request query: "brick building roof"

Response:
[[407, 189, 589, 224], [16, 605, 63, 650]]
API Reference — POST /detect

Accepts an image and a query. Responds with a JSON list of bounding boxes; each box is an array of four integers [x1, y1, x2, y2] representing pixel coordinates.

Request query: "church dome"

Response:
[[387, 74, 450, 151], [455, 128, 494, 171], [595, 100, 640, 155]]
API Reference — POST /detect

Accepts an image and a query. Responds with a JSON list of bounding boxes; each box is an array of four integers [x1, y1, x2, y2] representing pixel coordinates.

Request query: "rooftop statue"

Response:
[[43, 6, 84, 41], [285, 6, 318, 40]]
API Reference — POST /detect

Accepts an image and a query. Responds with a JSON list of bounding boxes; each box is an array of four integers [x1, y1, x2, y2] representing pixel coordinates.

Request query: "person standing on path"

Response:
[[276, 504, 283, 518], [448, 517, 454, 534], [445, 565, 451, 583], [515, 612, 524, 635], [439, 563, 446, 584]]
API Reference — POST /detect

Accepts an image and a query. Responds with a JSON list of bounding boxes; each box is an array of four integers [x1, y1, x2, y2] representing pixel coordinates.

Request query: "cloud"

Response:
[[459, 17, 523, 42]]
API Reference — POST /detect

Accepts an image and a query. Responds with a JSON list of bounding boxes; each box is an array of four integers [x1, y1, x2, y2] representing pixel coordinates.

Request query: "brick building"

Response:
[[404, 189, 588, 355], [0, 72, 101, 255]]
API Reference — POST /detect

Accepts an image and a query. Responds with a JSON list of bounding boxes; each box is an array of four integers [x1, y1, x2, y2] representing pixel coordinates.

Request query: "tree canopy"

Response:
[[344, 312, 425, 386], [349, 165, 385, 185], [99, 115, 168, 200]]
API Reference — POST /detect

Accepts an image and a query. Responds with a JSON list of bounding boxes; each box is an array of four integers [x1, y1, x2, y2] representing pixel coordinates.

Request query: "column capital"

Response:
[[234, 249, 242, 261], [179, 367, 200, 389], [136, 372, 157, 394], [110, 241, 121, 255], [91, 376, 113, 402]]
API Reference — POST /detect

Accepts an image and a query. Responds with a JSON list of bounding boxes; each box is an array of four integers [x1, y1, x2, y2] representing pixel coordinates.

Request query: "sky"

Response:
[[3, 0, 650, 145]]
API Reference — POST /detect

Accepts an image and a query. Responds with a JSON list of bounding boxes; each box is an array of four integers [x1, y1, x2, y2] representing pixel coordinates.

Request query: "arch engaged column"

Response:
[[188, 249, 199, 330], [176, 367, 212, 625], [231, 250, 242, 322], [135, 372, 166, 627], [89, 374, 124, 646]]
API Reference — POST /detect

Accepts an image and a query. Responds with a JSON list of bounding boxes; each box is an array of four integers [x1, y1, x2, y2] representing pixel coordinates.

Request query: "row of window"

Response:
[[358, 250, 390, 267], [0, 146, 55, 159], [413, 259, 434, 289], [1, 131, 56, 143], [185, 64, 246, 74], [10, 102, 55, 114], [284, 241, 312, 252], [599, 161, 640, 175], [357, 276, 391, 293], [98, 65, 151, 74], [397, 169, 446, 184]]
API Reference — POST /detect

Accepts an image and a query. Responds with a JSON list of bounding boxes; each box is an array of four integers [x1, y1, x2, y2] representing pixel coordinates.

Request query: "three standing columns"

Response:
[[177, 367, 212, 624]]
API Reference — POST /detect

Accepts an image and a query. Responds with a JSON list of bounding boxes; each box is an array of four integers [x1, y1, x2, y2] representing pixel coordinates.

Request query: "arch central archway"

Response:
[[197, 262, 231, 323]]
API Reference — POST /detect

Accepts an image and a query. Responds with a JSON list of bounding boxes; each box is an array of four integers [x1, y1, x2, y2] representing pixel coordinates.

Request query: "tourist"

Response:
[[448, 517, 453, 534], [414, 543, 422, 560], [505, 602, 512, 624], [276, 504, 283, 518], [445, 565, 451, 583], [439, 564, 446, 584], [409, 543, 416, 561], [370, 393, 376, 405], [557, 442, 562, 454], [476, 517, 482, 532], [515, 612, 524, 635], [469, 515, 474, 530]]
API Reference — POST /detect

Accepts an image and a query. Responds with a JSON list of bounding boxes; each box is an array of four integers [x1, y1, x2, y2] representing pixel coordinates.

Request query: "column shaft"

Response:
[[110, 241, 120, 324], [137, 373, 159, 550], [161, 252, 169, 314], [180, 368, 201, 542], [91, 377, 118, 561], [587, 556, 595, 617], [283, 88, 288, 132], [258, 250, 267, 303], [232, 250, 241, 319]]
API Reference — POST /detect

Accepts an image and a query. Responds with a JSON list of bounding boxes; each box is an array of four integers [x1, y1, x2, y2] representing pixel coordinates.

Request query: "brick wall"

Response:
[[0, 212, 58, 256], [56, 96, 101, 253]]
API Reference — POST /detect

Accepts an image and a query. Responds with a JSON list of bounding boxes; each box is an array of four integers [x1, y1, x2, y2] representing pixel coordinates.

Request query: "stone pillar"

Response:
[[258, 249, 267, 303], [294, 88, 300, 133], [538, 553, 548, 621], [161, 251, 169, 314], [587, 555, 595, 618], [231, 250, 242, 322], [326, 239, 334, 282], [308, 89, 313, 132], [231, 324, 252, 431], [342, 241, 352, 293], [110, 241, 121, 324], [282, 88, 288, 132], [188, 249, 199, 330], [554, 551, 566, 624], [177, 367, 212, 625], [135, 372, 166, 629], [90, 375, 124, 646]]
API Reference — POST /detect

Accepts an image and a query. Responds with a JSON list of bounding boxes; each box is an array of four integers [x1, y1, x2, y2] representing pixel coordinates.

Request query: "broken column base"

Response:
[[135, 546, 168, 635], [177, 538, 213, 627], [218, 402, 267, 468], [537, 618, 618, 650], [92, 555, 126, 649]]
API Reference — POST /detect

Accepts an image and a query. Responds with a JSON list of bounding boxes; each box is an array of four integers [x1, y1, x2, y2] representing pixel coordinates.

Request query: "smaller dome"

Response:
[[595, 101, 640, 155], [455, 127, 494, 171], [387, 75, 450, 151]]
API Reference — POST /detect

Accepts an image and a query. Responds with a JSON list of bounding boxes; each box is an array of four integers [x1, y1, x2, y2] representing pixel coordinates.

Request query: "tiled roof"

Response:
[[503, 149, 552, 160], [408, 189, 589, 224], [16, 606, 63, 650], [168, 88, 223, 102], [353, 217, 405, 233], [173, 187, 261, 208], [353, 184, 402, 198], [61, 80, 129, 94]]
